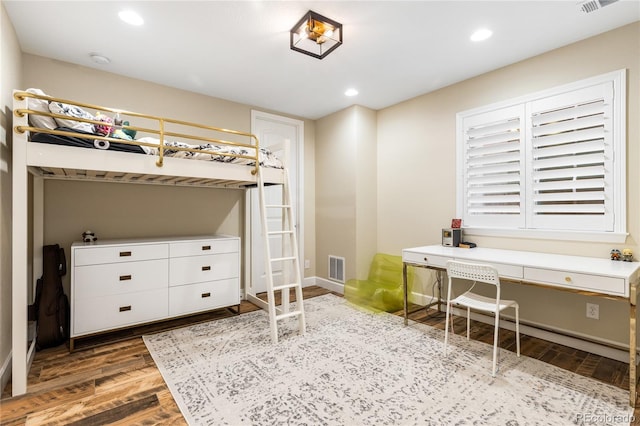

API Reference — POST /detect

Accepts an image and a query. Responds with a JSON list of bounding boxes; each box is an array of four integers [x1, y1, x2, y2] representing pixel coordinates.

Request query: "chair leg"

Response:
[[466, 307, 470, 340], [492, 311, 500, 377], [515, 305, 520, 357]]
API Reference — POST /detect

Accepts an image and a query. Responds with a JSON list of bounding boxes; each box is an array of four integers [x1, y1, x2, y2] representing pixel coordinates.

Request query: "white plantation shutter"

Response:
[[527, 83, 614, 231], [457, 70, 625, 240], [461, 105, 525, 228]]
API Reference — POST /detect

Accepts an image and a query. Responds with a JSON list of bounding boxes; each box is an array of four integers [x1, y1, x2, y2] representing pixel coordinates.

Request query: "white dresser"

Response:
[[70, 235, 240, 348]]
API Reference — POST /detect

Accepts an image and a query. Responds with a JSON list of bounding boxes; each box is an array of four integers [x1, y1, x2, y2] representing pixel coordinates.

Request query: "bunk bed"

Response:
[[10, 89, 290, 396], [13, 89, 286, 187]]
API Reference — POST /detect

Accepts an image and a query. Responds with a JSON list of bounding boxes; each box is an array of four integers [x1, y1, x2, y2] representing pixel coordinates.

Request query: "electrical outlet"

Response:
[[586, 303, 599, 319], [304, 259, 310, 269]]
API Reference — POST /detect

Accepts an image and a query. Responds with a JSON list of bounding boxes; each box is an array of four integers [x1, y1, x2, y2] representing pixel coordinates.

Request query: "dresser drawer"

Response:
[[170, 238, 239, 258], [169, 278, 240, 316], [72, 288, 168, 336], [74, 244, 168, 266], [524, 267, 626, 296], [169, 252, 239, 286], [403, 251, 449, 268], [74, 259, 168, 299]]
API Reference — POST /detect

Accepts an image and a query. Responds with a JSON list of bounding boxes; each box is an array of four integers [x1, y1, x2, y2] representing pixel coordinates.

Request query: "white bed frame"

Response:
[[10, 90, 287, 396]]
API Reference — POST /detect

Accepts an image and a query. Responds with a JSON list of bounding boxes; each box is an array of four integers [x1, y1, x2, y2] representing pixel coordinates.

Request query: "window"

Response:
[[456, 70, 626, 242]]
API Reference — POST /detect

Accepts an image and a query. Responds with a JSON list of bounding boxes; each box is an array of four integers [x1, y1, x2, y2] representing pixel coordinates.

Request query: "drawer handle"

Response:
[[202, 245, 211, 251], [423, 257, 428, 262], [202, 265, 211, 271], [119, 275, 132, 281], [119, 305, 132, 312], [565, 276, 572, 283], [201, 292, 211, 298], [119, 251, 132, 257]]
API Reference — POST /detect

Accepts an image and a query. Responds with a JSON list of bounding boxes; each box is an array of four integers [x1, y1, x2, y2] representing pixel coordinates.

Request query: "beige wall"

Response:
[[316, 107, 357, 280], [376, 22, 640, 345], [19, 54, 317, 295], [302, 120, 316, 276], [0, 1, 22, 387], [316, 105, 377, 282], [354, 106, 377, 279]]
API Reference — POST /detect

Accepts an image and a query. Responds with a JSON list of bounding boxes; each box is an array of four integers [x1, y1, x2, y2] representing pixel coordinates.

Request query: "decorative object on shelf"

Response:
[[610, 248, 622, 261], [622, 248, 633, 262], [451, 218, 462, 228], [290, 10, 342, 59], [82, 230, 97, 243]]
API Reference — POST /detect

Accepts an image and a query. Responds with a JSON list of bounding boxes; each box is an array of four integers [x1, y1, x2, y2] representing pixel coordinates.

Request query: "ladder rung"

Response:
[[275, 310, 303, 321], [270, 256, 296, 262], [265, 204, 291, 208], [273, 283, 300, 292], [268, 230, 294, 235]]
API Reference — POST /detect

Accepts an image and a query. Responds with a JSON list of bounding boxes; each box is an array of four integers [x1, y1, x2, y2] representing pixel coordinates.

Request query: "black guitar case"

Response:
[[32, 244, 70, 350]]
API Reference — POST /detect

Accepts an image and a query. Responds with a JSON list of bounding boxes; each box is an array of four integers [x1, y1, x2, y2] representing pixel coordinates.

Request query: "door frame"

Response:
[[245, 110, 304, 304]]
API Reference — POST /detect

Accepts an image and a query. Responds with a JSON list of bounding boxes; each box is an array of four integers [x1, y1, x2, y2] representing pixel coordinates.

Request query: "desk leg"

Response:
[[403, 262, 409, 326], [630, 283, 638, 407]]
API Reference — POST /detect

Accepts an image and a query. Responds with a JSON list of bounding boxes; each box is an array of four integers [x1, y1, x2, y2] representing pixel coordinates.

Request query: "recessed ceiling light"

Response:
[[89, 53, 111, 65], [119, 10, 144, 26], [470, 28, 493, 42], [345, 88, 358, 97]]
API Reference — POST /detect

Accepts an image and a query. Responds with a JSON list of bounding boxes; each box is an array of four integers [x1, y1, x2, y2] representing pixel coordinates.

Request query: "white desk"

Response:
[[401, 245, 640, 406]]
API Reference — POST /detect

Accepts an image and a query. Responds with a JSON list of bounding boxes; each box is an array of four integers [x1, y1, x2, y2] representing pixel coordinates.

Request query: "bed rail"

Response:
[[13, 90, 261, 176]]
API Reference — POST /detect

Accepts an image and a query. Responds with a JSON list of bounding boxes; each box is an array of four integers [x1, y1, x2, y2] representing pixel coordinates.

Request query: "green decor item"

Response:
[[344, 253, 414, 312]]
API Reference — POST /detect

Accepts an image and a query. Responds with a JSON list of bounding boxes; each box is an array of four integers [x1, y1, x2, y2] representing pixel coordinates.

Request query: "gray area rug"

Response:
[[143, 294, 633, 425]]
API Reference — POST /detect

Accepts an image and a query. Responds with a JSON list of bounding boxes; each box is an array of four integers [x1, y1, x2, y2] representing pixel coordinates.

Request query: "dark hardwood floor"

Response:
[[1, 286, 638, 424]]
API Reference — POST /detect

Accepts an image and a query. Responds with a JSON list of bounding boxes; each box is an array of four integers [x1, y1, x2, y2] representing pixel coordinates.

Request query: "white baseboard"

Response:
[[312, 279, 632, 363], [242, 276, 324, 300], [1, 351, 11, 395], [311, 276, 344, 294]]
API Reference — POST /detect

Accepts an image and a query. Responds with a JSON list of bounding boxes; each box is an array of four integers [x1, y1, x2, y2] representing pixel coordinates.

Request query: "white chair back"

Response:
[[446, 261, 500, 287]]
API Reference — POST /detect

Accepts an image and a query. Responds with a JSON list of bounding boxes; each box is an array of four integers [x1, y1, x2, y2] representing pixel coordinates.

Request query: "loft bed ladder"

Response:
[[256, 163, 306, 344]]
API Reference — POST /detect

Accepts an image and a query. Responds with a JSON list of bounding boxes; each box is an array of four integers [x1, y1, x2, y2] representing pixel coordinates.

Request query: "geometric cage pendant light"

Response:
[[290, 10, 343, 59]]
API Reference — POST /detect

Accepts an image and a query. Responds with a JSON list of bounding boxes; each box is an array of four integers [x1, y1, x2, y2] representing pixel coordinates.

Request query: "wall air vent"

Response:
[[328, 255, 345, 283], [578, 0, 619, 13]]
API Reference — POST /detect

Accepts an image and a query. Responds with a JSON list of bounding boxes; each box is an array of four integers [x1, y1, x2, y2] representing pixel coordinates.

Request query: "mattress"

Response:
[[30, 127, 146, 154]]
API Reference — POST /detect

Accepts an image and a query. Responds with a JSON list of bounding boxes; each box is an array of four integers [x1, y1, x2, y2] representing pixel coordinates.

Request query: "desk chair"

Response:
[[443, 260, 520, 376]]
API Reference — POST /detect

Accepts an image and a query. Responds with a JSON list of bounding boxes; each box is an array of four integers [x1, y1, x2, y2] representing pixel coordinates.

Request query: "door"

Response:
[[248, 111, 304, 295]]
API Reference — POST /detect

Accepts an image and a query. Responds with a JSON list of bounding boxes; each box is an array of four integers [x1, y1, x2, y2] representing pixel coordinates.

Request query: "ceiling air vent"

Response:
[[578, 0, 619, 13]]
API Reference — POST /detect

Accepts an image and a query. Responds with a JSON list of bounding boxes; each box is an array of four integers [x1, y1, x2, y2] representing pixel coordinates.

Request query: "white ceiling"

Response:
[[4, 1, 639, 120]]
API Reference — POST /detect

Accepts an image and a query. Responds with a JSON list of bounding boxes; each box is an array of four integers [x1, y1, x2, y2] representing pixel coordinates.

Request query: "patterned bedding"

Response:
[[136, 138, 282, 169]]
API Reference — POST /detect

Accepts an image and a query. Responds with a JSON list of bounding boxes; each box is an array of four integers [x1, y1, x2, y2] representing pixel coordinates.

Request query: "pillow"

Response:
[[135, 136, 160, 155], [25, 88, 57, 130], [48, 101, 95, 133], [93, 112, 113, 136], [111, 129, 132, 140], [122, 121, 136, 138]]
